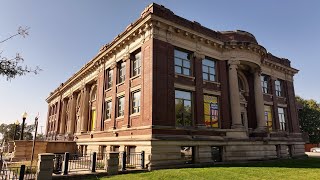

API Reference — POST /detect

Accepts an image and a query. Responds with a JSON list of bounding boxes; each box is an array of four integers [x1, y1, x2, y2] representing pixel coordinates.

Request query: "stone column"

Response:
[[68, 93, 77, 134], [37, 153, 55, 180], [254, 69, 267, 131], [59, 98, 67, 134], [123, 53, 131, 128], [81, 86, 90, 132], [228, 60, 243, 129], [105, 152, 119, 175], [45, 104, 51, 137]]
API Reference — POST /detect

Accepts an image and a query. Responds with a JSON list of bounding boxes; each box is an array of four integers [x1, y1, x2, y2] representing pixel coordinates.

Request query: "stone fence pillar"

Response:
[[37, 153, 55, 180], [105, 152, 119, 175]]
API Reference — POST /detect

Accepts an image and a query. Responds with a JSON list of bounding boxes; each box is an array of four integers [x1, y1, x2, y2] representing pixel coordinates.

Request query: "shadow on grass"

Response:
[[206, 157, 320, 169]]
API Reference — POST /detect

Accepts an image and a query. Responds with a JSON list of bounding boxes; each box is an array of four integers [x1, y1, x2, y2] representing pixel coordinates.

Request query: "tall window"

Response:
[[105, 100, 112, 119], [175, 90, 192, 126], [202, 58, 216, 81], [106, 69, 113, 89], [204, 95, 219, 128], [174, 49, 192, 76], [275, 80, 282, 96], [132, 91, 141, 114], [132, 51, 141, 77], [264, 105, 273, 131], [117, 96, 125, 117], [118, 61, 126, 84], [278, 107, 286, 131], [261, 75, 269, 94]]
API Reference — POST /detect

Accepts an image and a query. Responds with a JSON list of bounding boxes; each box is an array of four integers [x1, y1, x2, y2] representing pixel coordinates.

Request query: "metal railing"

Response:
[[0, 161, 36, 180], [58, 150, 145, 175], [96, 153, 108, 170], [68, 154, 91, 171], [119, 151, 145, 171]]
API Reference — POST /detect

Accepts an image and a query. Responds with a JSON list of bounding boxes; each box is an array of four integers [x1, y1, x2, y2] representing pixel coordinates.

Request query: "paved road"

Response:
[[306, 152, 320, 158]]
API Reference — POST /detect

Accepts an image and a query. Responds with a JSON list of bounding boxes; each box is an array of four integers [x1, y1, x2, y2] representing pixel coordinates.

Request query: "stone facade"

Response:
[[45, 3, 305, 170]]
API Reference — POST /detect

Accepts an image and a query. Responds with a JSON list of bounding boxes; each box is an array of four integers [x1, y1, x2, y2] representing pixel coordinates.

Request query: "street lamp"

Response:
[[20, 112, 27, 140], [13, 120, 20, 140]]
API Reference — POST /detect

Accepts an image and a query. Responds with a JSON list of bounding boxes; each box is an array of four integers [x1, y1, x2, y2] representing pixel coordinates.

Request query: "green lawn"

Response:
[[99, 158, 320, 180]]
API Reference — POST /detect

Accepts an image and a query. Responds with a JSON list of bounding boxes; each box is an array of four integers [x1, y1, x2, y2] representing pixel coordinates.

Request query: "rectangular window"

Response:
[[261, 75, 269, 94], [264, 105, 273, 131], [204, 95, 219, 128], [275, 80, 282, 96], [175, 90, 192, 127], [278, 107, 286, 131], [118, 61, 126, 84], [181, 146, 194, 164], [132, 51, 141, 77], [132, 91, 141, 114], [105, 100, 112, 119], [107, 69, 113, 89], [174, 49, 192, 76], [211, 146, 222, 162], [202, 58, 216, 81], [117, 96, 125, 117], [111, 145, 119, 152]]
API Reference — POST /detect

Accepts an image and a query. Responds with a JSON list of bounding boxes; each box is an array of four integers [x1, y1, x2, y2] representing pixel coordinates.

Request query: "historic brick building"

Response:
[[46, 3, 305, 169]]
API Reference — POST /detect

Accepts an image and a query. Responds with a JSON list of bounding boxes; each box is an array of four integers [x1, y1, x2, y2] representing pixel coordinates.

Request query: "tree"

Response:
[[296, 96, 320, 144], [0, 26, 41, 80], [0, 122, 35, 143]]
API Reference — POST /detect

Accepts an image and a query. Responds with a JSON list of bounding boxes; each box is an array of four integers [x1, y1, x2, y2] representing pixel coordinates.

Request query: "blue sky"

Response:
[[0, 0, 319, 130]]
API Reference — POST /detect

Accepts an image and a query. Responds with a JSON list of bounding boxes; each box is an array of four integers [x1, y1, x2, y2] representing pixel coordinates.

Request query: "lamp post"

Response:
[[20, 112, 27, 140], [13, 120, 20, 140], [30, 115, 39, 171]]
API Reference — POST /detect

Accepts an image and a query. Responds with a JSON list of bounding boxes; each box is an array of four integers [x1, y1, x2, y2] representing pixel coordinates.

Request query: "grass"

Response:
[[97, 158, 320, 180]]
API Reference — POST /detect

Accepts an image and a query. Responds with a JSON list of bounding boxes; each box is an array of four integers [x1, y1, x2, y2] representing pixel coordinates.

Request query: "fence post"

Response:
[[91, 152, 97, 172], [121, 152, 126, 171], [141, 151, 145, 169], [19, 164, 25, 180], [62, 152, 70, 175]]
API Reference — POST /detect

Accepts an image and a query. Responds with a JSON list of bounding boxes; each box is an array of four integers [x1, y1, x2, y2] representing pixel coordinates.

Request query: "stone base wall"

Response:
[[73, 133, 306, 170], [148, 138, 306, 170], [12, 140, 77, 161]]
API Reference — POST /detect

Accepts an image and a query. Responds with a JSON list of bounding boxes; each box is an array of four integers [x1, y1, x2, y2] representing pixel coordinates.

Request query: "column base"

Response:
[[231, 124, 245, 130], [254, 126, 267, 133]]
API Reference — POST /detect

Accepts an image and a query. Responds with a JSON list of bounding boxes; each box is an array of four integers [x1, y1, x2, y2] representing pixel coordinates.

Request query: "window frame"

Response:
[[202, 57, 217, 82], [264, 105, 273, 131], [203, 94, 220, 128], [105, 100, 112, 120], [278, 107, 286, 131], [275, 79, 282, 96], [131, 51, 141, 77], [174, 48, 192, 76], [131, 90, 141, 114], [261, 74, 270, 94], [106, 69, 113, 89], [118, 61, 126, 84], [117, 96, 125, 117], [175, 89, 193, 127]]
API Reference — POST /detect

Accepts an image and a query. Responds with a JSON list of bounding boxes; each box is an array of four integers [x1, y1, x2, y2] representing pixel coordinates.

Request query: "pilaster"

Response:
[[123, 53, 131, 128], [194, 52, 205, 127]]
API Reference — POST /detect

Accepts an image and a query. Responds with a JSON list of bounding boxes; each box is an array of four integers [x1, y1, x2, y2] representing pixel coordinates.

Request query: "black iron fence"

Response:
[[0, 163, 36, 180], [119, 151, 145, 171], [56, 150, 145, 175]]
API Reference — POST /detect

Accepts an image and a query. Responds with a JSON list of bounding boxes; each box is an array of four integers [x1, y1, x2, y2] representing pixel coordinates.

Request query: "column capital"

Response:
[[252, 67, 262, 76], [109, 61, 117, 70], [122, 53, 131, 61], [193, 51, 205, 60], [228, 59, 240, 67]]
